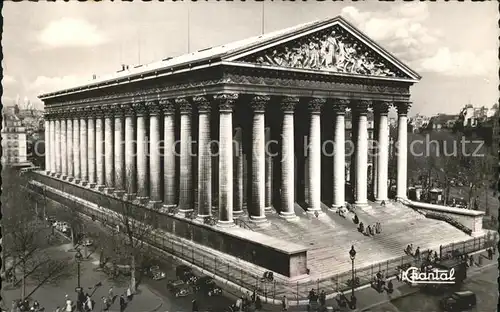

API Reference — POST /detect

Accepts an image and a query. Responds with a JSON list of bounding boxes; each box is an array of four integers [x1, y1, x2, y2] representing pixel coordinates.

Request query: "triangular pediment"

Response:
[[225, 17, 420, 81]]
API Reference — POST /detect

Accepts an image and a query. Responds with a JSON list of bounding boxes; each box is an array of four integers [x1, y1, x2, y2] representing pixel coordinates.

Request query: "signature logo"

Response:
[[400, 266, 456, 284]]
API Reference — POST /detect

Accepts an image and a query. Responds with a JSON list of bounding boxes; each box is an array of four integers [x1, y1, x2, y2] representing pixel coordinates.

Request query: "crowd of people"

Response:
[[356, 219, 382, 236], [230, 291, 263, 312], [370, 271, 393, 294]]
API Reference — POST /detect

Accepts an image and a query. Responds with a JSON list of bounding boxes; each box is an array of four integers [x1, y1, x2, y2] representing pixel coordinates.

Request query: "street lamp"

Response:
[[349, 245, 357, 309], [75, 248, 83, 289]]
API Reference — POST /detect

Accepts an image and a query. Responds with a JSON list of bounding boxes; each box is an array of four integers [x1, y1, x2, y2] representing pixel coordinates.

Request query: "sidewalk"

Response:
[[260, 249, 497, 312], [1, 243, 164, 312]]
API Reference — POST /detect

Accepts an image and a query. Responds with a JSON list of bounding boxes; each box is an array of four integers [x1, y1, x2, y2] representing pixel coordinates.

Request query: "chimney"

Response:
[[92, 74, 97, 79]]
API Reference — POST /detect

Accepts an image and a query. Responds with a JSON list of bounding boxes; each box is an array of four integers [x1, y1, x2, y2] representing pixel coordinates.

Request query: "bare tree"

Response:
[[99, 167, 159, 294], [2, 168, 70, 300]]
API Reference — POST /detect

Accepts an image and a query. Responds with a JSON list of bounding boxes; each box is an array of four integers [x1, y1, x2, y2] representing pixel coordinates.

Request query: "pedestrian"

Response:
[[255, 296, 262, 311], [488, 248, 493, 260], [235, 297, 242, 312], [251, 290, 256, 303], [108, 287, 114, 301], [84, 294, 93, 312], [102, 297, 109, 311], [281, 295, 288, 311], [54, 306, 61, 312], [65, 295, 73, 312], [126, 287, 132, 302], [319, 290, 326, 306], [191, 299, 199, 312], [119, 295, 126, 312]]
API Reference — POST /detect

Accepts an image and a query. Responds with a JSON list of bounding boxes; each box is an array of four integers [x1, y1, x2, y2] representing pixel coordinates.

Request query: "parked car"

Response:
[[194, 276, 222, 296], [440, 291, 477, 311], [167, 279, 190, 297], [144, 265, 166, 281], [176, 265, 198, 284]]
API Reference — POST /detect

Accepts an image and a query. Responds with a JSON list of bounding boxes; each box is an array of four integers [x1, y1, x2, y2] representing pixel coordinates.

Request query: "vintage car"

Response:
[[176, 265, 198, 284], [194, 276, 222, 296], [167, 279, 190, 297], [144, 265, 166, 281], [440, 290, 477, 311]]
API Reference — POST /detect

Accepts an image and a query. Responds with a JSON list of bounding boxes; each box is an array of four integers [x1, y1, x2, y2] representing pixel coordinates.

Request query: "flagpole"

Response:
[[261, 1, 265, 35]]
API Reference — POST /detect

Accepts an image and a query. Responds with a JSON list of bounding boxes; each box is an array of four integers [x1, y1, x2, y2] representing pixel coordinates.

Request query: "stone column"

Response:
[[67, 115, 74, 181], [280, 97, 299, 219], [73, 115, 81, 183], [55, 117, 61, 176], [87, 109, 96, 188], [215, 93, 238, 226], [161, 100, 176, 208], [375, 102, 390, 202], [194, 96, 212, 219], [50, 118, 56, 176], [134, 102, 148, 200], [396, 102, 411, 200], [147, 101, 162, 205], [233, 128, 243, 216], [44, 117, 50, 174], [331, 100, 348, 209], [124, 104, 137, 198], [250, 95, 269, 223], [61, 116, 68, 179], [177, 98, 194, 213], [354, 101, 371, 206], [95, 110, 105, 191], [104, 108, 115, 194], [113, 107, 125, 196], [265, 127, 272, 210], [307, 98, 324, 214], [80, 112, 88, 185]]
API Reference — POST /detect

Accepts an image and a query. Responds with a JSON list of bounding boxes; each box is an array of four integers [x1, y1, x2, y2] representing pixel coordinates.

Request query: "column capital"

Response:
[[132, 102, 148, 116], [331, 99, 349, 114], [60, 110, 71, 120], [121, 104, 135, 117], [93, 107, 105, 118], [102, 106, 115, 118], [214, 93, 238, 112], [373, 101, 391, 115], [146, 100, 161, 115], [192, 96, 211, 113], [280, 97, 299, 113], [176, 97, 192, 114], [395, 101, 411, 116], [250, 95, 270, 113], [308, 98, 325, 113], [159, 99, 175, 115], [351, 100, 372, 115]]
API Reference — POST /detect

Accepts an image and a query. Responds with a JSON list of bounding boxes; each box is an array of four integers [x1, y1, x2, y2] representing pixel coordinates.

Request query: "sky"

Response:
[[2, 1, 498, 116]]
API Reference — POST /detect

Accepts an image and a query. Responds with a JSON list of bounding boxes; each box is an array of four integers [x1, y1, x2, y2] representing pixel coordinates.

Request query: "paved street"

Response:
[[364, 262, 498, 312]]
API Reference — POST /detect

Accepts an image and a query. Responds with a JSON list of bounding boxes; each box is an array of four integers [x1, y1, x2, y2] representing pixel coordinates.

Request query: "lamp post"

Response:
[[349, 245, 357, 309], [75, 248, 83, 289]]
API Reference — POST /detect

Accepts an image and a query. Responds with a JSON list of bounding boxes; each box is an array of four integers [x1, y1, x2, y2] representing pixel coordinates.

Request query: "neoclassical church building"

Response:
[[33, 16, 483, 296]]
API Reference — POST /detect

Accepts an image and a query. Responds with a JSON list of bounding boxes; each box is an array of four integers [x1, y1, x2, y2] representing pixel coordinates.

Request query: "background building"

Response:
[[2, 107, 29, 166]]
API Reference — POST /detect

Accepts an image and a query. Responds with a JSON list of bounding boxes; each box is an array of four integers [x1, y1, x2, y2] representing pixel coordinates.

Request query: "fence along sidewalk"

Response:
[[29, 180, 498, 303]]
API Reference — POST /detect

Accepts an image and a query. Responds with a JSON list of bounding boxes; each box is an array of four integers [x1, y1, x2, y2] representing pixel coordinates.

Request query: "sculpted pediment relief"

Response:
[[236, 24, 408, 79]]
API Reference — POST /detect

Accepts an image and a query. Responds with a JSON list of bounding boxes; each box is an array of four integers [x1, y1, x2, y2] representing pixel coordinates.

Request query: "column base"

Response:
[[67, 177, 74, 182], [45, 170, 51, 175], [279, 211, 298, 220], [196, 214, 210, 222], [217, 220, 235, 227], [249, 215, 267, 223], [264, 206, 273, 212], [147, 200, 162, 209], [88, 183, 96, 188], [355, 201, 369, 208], [124, 193, 137, 201], [61, 175, 67, 180], [113, 190, 126, 197], [74, 179, 81, 184], [233, 210, 244, 216], [81, 181, 88, 186], [161, 204, 177, 214], [306, 208, 323, 215], [55, 173, 62, 178], [374, 198, 389, 204], [104, 187, 115, 194], [96, 185, 105, 192], [134, 197, 149, 205]]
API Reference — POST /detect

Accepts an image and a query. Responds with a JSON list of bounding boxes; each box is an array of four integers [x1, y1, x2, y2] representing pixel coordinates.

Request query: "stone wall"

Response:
[[29, 172, 308, 277], [407, 200, 484, 234]]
